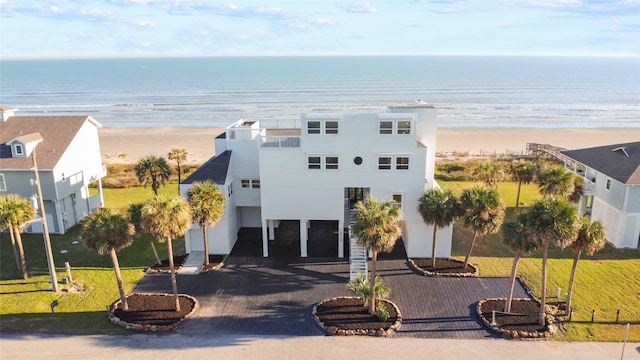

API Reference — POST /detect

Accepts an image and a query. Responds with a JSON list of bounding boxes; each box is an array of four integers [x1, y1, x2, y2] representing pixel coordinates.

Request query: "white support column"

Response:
[[262, 219, 269, 257], [338, 220, 344, 258], [268, 220, 275, 240], [300, 219, 308, 258]]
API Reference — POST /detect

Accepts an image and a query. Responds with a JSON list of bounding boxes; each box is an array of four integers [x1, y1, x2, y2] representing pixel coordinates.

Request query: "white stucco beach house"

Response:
[[0, 106, 106, 234], [561, 142, 640, 249], [180, 103, 452, 269]]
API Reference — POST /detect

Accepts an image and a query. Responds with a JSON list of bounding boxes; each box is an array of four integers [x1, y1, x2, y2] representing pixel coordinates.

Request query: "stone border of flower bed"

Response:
[[476, 298, 558, 340], [407, 258, 479, 277], [107, 293, 199, 332], [312, 296, 402, 337]]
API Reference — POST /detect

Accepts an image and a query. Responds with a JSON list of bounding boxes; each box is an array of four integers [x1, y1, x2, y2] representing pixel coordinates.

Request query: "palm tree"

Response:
[[473, 160, 504, 188], [536, 164, 574, 199], [187, 181, 226, 267], [460, 185, 505, 269], [135, 156, 172, 195], [140, 195, 191, 311], [168, 148, 188, 195], [501, 212, 537, 312], [509, 159, 536, 210], [526, 197, 577, 325], [0, 194, 35, 279], [417, 188, 461, 268], [352, 196, 402, 315], [566, 217, 606, 311], [127, 203, 162, 265], [81, 208, 135, 311]]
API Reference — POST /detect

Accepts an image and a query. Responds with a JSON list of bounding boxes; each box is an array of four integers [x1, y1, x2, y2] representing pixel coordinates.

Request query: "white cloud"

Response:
[[337, 2, 377, 13]]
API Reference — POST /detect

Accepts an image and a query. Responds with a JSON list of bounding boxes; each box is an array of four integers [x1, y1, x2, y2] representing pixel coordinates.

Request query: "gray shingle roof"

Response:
[[0, 115, 99, 170], [561, 141, 640, 185], [182, 150, 231, 185]]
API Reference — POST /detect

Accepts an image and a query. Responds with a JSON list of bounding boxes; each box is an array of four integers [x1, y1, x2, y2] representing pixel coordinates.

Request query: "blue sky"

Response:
[[1, 0, 639, 59]]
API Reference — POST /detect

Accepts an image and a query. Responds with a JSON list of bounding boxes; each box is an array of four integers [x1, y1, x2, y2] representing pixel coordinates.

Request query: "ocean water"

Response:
[[0, 56, 638, 128]]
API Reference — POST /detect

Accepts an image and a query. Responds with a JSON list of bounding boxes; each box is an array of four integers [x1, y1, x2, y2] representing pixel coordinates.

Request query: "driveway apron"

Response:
[[132, 257, 530, 338]]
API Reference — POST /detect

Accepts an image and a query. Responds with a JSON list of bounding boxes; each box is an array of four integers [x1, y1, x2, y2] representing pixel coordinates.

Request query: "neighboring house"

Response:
[[180, 103, 452, 262], [561, 142, 640, 249], [0, 106, 106, 234]]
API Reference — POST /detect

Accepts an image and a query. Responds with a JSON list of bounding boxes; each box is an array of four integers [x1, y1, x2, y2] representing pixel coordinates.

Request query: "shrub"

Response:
[[346, 274, 390, 307], [376, 301, 390, 321]]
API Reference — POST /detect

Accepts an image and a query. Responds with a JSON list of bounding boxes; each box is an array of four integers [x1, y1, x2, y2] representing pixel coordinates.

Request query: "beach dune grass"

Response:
[[1, 182, 639, 341]]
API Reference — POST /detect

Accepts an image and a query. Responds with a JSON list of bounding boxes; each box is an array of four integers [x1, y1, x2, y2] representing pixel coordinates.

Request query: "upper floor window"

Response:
[[397, 121, 411, 134], [308, 156, 322, 169], [0, 174, 6, 192], [251, 179, 261, 188], [605, 178, 611, 191], [241, 179, 260, 188], [308, 156, 339, 170], [379, 121, 393, 135], [326, 156, 339, 170], [241, 179, 251, 188], [14, 144, 24, 156], [325, 121, 339, 134], [308, 120, 339, 135], [378, 157, 392, 170], [396, 157, 409, 170]]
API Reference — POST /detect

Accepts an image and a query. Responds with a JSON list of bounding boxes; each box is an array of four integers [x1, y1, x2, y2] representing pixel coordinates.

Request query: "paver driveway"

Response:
[[133, 256, 530, 338]]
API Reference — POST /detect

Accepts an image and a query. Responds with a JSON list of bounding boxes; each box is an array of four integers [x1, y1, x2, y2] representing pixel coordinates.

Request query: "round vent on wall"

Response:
[[354, 156, 363, 165]]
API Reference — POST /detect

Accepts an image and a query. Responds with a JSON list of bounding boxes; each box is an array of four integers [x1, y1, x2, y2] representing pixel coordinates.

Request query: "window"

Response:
[[308, 121, 321, 134], [308, 156, 321, 169], [606, 179, 611, 190], [396, 157, 409, 170], [326, 156, 339, 170], [378, 157, 392, 170], [251, 179, 261, 188], [397, 121, 411, 134], [392, 194, 402, 209], [14, 144, 24, 156], [241, 179, 251, 188], [227, 184, 233, 197], [379, 121, 393, 135], [325, 121, 339, 134], [0, 174, 6, 192]]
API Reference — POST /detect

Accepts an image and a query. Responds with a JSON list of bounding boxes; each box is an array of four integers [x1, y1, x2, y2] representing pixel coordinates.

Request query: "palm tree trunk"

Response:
[[431, 224, 438, 269], [167, 238, 181, 312], [203, 225, 210, 266], [504, 252, 521, 313], [369, 251, 377, 315], [110, 249, 129, 311], [540, 241, 549, 326], [14, 227, 28, 280], [515, 181, 522, 210], [463, 231, 478, 269], [176, 165, 182, 195], [566, 249, 582, 312], [149, 239, 162, 265], [8, 226, 21, 272]]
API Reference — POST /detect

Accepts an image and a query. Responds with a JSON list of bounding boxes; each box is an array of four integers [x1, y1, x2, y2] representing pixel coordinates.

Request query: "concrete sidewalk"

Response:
[[2, 333, 638, 360]]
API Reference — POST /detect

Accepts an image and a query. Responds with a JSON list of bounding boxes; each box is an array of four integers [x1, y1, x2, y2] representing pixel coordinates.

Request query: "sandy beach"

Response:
[[99, 126, 640, 165]]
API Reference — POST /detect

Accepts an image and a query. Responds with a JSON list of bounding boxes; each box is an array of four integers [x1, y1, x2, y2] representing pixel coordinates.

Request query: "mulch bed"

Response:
[[147, 254, 188, 272], [477, 298, 557, 339], [409, 258, 478, 277], [109, 293, 198, 331], [313, 297, 402, 337]]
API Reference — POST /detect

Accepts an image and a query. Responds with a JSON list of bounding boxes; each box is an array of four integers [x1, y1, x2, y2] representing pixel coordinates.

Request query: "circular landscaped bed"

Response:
[[200, 254, 227, 273], [312, 296, 402, 337], [408, 258, 478, 277], [146, 254, 189, 273], [476, 298, 559, 339], [108, 293, 199, 332]]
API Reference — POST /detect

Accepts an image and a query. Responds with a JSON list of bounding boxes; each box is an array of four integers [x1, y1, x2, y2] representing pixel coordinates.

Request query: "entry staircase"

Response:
[[348, 208, 368, 282]]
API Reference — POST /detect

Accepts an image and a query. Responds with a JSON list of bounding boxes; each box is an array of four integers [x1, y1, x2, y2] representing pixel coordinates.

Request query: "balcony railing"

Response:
[[261, 136, 301, 148]]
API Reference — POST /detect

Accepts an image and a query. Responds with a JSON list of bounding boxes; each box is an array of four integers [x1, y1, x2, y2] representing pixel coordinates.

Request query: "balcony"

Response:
[[261, 136, 301, 148]]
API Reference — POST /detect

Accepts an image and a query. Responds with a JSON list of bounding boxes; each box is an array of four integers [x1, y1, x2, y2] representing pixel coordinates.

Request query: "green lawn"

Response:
[[2, 181, 639, 341], [0, 184, 184, 334], [448, 181, 640, 342]]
